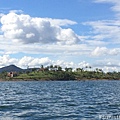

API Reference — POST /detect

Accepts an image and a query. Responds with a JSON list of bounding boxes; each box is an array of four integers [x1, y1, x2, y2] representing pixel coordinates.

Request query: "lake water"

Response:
[[0, 80, 120, 120]]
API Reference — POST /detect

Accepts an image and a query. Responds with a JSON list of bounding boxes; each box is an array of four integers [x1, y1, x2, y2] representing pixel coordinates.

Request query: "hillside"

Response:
[[0, 65, 120, 80], [0, 65, 23, 73]]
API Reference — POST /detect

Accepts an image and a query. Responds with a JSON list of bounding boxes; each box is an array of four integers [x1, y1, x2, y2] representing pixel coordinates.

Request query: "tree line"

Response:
[[0, 65, 120, 80]]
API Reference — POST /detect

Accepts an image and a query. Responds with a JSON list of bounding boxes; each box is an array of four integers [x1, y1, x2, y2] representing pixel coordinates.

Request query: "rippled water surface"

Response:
[[0, 80, 120, 120]]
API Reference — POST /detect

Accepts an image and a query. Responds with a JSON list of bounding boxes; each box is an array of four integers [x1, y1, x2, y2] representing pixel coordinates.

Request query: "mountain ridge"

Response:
[[0, 65, 23, 73]]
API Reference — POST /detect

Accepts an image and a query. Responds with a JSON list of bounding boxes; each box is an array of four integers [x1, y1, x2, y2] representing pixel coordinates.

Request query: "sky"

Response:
[[0, 0, 120, 72]]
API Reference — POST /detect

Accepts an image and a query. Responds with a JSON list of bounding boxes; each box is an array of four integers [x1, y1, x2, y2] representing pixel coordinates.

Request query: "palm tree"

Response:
[[65, 67, 69, 72], [85, 66, 88, 71], [76, 68, 83, 72], [50, 65, 54, 71], [45, 66, 50, 71], [54, 65, 58, 71], [40, 65, 44, 72], [65, 68, 72, 72], [41, 65, 44, 69], [58, 66, 62, 71], [89, 66, 92, 71]]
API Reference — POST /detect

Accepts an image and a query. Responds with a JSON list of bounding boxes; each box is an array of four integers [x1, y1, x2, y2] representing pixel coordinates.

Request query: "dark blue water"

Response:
[[0, 80, 120, 120]]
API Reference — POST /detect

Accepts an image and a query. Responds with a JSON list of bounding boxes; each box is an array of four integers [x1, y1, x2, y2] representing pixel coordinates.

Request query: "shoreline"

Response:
[[0, 78, 119, 81]]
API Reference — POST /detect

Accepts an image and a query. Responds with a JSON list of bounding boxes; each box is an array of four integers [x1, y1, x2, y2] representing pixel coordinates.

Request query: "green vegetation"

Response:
[[15, 71, 74, 80], [0, 65, 120, 81]]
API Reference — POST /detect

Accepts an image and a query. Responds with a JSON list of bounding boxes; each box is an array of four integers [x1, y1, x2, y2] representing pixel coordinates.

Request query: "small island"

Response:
[[0, 64, 120, 81]]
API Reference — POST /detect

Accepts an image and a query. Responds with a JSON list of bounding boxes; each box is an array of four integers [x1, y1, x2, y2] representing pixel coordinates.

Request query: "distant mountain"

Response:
[[0, 65, 23, 73]]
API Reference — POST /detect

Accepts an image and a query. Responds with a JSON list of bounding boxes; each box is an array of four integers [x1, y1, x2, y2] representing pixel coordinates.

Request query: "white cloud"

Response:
[[93, 58, 120, 72], [9, 10, 23, 14], [94, 0, 120, 17], [0, 7, 120, 72], [83, 20, 120, 44], [42, 18, 77, 26], [57, 28, 80, 45], [26, 33, 35, 38], [0, 55, 18, 67], [0, 13, 4, 17], [86, 1, 120, 46], [0, 12, 80, 45], [0, 55, 52, 68], [0, 55, 76, 69], [78, 61, 90, 68], [0, 55, 120, 72], [91, 47, 120, 56], [0, 33, 90, 56], [18, 56, 51, 68]]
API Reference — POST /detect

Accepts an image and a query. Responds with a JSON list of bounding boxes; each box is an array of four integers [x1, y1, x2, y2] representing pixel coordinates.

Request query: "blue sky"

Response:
[[0, 0, 120, 72]]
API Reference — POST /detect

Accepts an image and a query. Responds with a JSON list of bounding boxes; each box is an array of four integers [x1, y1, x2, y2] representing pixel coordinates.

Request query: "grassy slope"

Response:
[[1, 70, 120, 81]]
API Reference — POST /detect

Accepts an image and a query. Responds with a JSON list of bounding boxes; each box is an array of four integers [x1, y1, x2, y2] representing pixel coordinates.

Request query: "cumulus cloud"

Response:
[[0, 55, 76, 69], [0, 55, 52, 68], [78, 61, 90, 68], [93, 58, 120, 72], [0, 55, 120, 72], [0, 12, 80, 45], [0, 55, 91, 71], [91, 47, 120, 56], [0, 55, 18, 67], [0, 7, 120, 72], [18, 56, 52, 68]]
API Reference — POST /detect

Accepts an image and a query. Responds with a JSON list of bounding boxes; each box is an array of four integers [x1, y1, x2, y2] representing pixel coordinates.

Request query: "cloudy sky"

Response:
[[0, 0, 120, 72]]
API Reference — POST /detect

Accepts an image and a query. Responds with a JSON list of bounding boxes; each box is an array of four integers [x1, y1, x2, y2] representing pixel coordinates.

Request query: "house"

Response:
[[7, 71, 17, 78]]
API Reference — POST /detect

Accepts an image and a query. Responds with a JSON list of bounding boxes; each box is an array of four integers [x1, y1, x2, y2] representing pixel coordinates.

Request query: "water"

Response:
[[0, 80, 120, 120]]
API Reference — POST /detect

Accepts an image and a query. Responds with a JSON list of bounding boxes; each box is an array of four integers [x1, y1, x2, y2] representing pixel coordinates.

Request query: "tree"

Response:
[[58, 66, 62, 71], [65, 67, 72, 72], [32, 68, 37, 73], [89, 66, 92, 71], [40, 65, 44, 72], [54, 65, 58, 71], [1, 71, 7, 79], [50, 65, 54, 71], [76, 68, 83, 72], [26, 71, 30, 75], [65, 67, 69, 72]]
